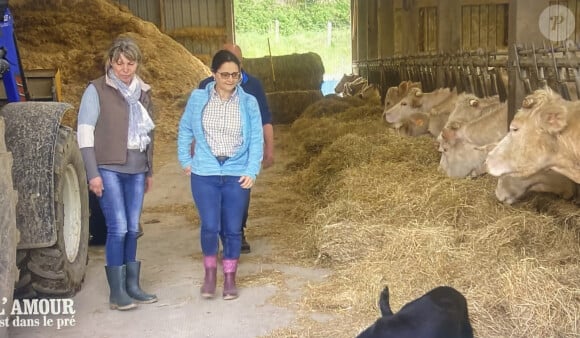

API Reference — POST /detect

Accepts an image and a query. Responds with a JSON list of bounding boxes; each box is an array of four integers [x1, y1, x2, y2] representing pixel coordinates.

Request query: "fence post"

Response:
[[327, 21, 332, 46]]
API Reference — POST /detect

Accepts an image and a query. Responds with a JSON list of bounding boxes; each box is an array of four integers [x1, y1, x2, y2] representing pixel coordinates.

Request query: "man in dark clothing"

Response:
[[197, 43, 274, 253]]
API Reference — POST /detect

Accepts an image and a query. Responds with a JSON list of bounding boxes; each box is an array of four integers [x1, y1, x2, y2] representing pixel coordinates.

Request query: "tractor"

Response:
[[0, 2, 89, 336]]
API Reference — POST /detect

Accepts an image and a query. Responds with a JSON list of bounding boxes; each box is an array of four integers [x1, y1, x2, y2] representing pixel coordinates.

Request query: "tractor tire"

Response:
[[0, 117, 18, 338], [14, 126, 89, 298]]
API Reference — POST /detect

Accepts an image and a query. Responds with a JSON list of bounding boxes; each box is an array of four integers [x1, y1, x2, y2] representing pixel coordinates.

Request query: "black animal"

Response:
[[356, 286, 474, 338]]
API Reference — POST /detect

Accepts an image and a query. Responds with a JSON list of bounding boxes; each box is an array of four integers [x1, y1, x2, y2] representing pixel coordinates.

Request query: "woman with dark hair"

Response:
[[77, 35, 157, 310], [177, 49, 263, 300]]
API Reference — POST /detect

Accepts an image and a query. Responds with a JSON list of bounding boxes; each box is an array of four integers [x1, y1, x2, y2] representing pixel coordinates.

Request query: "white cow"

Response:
[[438, 102, 507, 178], [383, 87, 456, 129], [486, 88, 580, 183], [398, 110, 451, 138], [383, 81, 422, 112]]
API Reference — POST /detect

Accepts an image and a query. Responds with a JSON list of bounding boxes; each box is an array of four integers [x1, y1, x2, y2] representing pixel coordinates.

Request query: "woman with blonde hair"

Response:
[[77, 35, 157, 310]]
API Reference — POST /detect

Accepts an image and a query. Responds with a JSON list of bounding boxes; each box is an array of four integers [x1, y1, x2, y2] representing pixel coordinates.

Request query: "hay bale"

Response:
[[243, 52, 324, 92], [267, 90, 323, 124]]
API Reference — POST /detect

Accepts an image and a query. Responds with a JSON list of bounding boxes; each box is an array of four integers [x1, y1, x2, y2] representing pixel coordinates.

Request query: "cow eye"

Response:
[[401, 102, 407, 106], [509, 126, 519, 132]]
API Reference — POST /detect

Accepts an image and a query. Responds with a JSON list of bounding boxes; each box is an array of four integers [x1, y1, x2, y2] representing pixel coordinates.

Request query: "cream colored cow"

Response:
[[486, 88, 580, 183]]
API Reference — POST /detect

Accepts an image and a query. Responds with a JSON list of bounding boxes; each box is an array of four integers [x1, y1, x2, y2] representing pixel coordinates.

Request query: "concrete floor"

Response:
[[8, 148, 333, 338]]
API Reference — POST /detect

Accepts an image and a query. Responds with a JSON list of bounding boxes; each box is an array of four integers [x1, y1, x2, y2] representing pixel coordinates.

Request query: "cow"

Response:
[[399, 112, 430, 137], [343, 76, 368, 96], [398, 110, 450, 138], [496, 169, 577, 204], [356, 286, 474, 338], [486, 88, 580, 183], [438, 102, 507, 178], [359, 83, 381, 101], [443, 94, 501, 132], [384, 87, 456, 129], [383, 80, 422, 112], [335, 73, 359, 95]]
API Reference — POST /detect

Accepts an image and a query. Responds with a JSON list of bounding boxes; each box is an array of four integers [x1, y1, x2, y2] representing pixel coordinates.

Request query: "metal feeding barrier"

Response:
[[354, 43, 580, 103]]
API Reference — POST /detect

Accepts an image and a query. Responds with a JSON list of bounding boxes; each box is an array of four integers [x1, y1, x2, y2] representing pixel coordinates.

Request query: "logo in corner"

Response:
[[539, 5, 575, 42]]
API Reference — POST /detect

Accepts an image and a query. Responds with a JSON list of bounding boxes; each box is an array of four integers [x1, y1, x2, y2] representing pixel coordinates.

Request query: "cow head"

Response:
[[439, 139, 489, 178], [359, 83, 381, 101], [384, 87, 425, 125], [486, 89, 566, 178], [335, 74, 359, 94], [446, 94, 501, 131], [399, 112, 430, 137], [383, 86, 400, 113], [383, 81, 422, 117]]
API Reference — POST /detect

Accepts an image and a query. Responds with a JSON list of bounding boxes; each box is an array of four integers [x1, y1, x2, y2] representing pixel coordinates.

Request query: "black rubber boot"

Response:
[[105, 266, 137, 311], [125, 261, 158, 304], [241, 229, 251, 254], [137, 223, 144, 239]]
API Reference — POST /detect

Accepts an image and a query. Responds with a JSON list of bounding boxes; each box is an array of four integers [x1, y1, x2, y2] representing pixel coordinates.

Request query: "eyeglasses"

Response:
[[216, 71, 241, 80]]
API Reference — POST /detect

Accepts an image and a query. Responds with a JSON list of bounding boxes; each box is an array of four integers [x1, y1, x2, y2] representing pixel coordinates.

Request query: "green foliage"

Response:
[[235, 0, 352, 76], [236, 29, 351, 76], [234, 0, 350, 35]]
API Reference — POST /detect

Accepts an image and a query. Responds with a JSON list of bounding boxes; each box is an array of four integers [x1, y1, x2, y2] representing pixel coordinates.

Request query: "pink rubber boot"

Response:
[[222, 259, 238, 300], [201, 256, 217, 298]]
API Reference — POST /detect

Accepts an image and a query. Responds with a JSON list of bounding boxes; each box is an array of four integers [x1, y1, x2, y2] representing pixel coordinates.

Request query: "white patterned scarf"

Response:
[[108, 68, 155, 151]]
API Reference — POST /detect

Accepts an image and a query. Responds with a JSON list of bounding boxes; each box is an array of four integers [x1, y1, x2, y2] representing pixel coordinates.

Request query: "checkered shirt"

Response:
[[202, 88, 243, 157]]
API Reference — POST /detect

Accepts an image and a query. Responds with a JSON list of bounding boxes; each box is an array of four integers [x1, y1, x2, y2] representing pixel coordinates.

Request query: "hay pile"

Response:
[[267, 90, 323, 124], [280, 97, 580, 337], [11, 0, 211, 142]]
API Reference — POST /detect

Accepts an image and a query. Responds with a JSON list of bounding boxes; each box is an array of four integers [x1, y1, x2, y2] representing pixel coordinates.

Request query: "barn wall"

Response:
[[116, 0, 161, 27], [377, 0, 394, 58], [363, 0, 511, 59], [113, 0, 234, 65]]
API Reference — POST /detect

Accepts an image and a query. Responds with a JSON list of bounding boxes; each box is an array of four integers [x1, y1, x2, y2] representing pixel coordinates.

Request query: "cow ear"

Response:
[[469, 99, 479, 107], [522, 97, 535, 108], [400, 81, 408, 92], [540, 106, 568, 133]]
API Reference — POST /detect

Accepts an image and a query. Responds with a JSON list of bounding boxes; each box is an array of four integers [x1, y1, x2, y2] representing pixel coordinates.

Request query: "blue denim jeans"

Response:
[[98, 169, 145, 266], [190, 174, 250, 259]]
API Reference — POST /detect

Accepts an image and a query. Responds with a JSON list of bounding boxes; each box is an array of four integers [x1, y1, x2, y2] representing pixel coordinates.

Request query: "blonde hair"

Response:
[[105, 36, 142, 70]]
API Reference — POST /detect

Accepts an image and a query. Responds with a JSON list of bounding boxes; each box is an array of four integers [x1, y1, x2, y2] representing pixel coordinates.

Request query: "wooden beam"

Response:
[[158, 0, 165, 32]]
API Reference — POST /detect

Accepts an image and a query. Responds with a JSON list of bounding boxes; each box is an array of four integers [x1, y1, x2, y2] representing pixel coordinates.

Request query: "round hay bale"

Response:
[[243, 52, 324, 92], [267, 90, 323, 124]]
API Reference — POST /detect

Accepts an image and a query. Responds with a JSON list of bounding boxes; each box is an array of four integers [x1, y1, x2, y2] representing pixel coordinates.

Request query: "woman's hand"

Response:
[[89, 176, 104, 197], [145, 176, 153, 193], [238, 176, 254, 189], [183, 166, 191, 176]]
